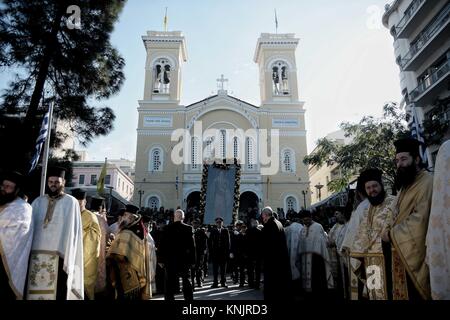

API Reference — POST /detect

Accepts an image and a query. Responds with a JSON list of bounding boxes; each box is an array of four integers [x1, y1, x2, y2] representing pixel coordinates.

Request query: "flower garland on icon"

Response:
[[199, 159, 241, 224]]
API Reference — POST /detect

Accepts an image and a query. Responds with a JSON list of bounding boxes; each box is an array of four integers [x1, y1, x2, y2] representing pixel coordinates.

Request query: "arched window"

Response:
[[191, 137, 200, 170], [233, 137, 239, 160], [148, 196, 160, 210], [153, 58, 171, 94], [219, 129, 226, 159], [204, 137, 214, 159], [282, 149, 295, 173], [149, 147, 163, 172], [286, 196, 297, 212], [271, 60, 289, 95], [246, 137, 255, 170]]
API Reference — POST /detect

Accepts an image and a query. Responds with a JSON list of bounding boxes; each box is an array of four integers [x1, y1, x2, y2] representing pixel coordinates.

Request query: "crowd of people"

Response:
[[0, 137, 448, 300]]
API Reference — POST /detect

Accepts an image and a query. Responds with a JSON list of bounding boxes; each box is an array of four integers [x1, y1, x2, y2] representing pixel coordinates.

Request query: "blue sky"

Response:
[[1, 0, 402, 161]]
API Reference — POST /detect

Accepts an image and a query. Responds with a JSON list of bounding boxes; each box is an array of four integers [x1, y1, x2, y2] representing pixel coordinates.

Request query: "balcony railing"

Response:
[[410, 59, 450, 101], [395, 0, 425, 36], [400, 3, 450, 69]]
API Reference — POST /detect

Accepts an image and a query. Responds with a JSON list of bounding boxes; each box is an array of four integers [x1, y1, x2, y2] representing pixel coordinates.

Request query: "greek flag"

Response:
[[409, 105, 429, 167], [29, 111, 50, 173]]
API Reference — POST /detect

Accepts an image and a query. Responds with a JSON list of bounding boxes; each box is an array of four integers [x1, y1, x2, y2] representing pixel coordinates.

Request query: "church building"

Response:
[[134, 30, 310, 218]]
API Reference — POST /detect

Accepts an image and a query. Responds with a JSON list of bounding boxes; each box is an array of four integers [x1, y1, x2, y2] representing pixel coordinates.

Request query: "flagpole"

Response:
[[176, 167, 179, 201], [274, 9, 278, 34], [39, 101, 54, 196], [164, 7, 168, 32]]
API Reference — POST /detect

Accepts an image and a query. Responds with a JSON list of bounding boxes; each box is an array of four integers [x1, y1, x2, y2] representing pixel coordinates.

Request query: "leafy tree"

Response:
[[304, 103, 409, 192], [0, 0, 126, 171]]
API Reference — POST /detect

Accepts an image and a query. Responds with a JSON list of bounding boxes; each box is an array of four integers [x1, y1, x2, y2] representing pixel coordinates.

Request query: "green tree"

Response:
[[303, 103, 409, 192], [0, 0, 126, 171]]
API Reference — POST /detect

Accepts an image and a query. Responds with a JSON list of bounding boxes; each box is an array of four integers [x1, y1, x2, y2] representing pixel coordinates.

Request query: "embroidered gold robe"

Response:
[[350, 195, 395, 300], [340, 199, 370, 300], [107, 229, 151, 299], [81, 209, 101, 300], [390, 170, 433, 300]]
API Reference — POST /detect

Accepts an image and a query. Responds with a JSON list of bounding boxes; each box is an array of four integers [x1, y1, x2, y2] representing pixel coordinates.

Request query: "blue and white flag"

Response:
[[408, 104, 429, 168], [29, 110, 50, 173]]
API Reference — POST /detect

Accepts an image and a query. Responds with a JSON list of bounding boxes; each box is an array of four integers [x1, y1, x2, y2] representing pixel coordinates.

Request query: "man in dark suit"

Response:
[[191, 219, 208, 287], [150, 219, 166, 294], [159, 209, 196, 300], [261, 206, 292, 300], [246, 218, 263, 289], [208, 217, 231, 288]]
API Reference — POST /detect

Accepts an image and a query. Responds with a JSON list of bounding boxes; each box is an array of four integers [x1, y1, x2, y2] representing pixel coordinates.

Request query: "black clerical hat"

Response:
[[2, 171, 24, 188], [71, 188, 87, 200], [215, 216, 224, 222], [47, 166, 66, 179], [142, 212, 152, 223], [394, 138, 421, 156], [90, 196, 105, 211], [359, 168, 383, 186], [356, 175, 366, 195], [125, 204, 139, 214], [299, 210, 312, 219]]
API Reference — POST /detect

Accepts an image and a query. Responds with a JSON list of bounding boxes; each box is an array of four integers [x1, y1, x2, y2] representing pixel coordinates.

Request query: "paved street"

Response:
[[153, 274, 264, 300]]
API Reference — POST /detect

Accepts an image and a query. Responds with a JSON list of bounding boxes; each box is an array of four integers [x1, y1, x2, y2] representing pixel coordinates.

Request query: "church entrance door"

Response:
[[186, 191, 201, 222], [238, 191, 259, 224]]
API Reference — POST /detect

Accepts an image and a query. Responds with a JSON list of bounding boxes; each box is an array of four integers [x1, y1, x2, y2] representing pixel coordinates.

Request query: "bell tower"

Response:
[[253, 33, 300, 105], [142, 31, 187, 103]]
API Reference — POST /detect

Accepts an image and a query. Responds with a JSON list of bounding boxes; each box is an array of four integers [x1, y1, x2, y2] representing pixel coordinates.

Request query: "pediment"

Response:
[[185, 94, 259, 130], [185, 94, 259, 110]]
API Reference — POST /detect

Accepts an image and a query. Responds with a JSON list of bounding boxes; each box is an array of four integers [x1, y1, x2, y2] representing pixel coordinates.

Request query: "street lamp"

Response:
[[315, 183, 324, 202], [301, 190, 308, 209], [138, 190, 145, 208]]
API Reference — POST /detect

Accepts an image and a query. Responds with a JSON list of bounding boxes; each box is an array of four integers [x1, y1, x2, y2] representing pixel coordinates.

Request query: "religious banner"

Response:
[[199, 160, 241, 226]]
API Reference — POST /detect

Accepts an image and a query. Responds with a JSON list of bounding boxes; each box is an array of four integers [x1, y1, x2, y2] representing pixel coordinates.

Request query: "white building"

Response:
[[71, 160, 134, 201], [382, 0, 450, 165], [108, 158, 135, 181]]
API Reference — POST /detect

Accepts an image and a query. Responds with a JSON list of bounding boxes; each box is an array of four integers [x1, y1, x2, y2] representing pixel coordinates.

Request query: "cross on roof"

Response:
[[216, 74, 228, 91]]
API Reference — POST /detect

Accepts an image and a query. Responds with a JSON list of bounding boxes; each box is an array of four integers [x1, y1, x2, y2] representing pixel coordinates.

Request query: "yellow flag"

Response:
[[97, 158, 107, 194]]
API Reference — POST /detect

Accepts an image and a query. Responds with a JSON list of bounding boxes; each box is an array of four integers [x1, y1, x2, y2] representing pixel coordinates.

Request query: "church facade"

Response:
[[134, 30, 310, 218]]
